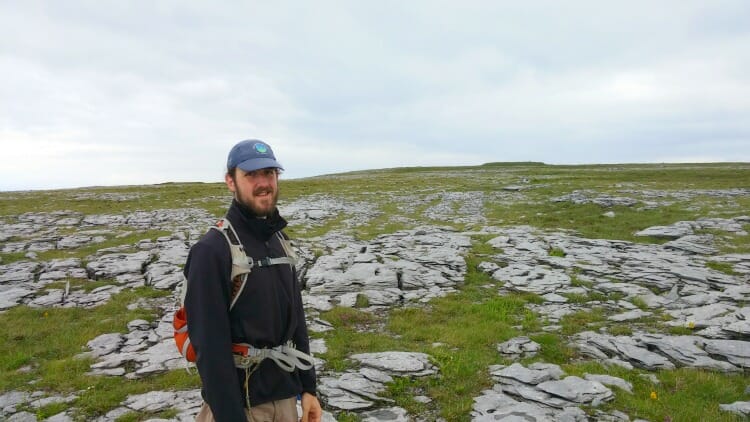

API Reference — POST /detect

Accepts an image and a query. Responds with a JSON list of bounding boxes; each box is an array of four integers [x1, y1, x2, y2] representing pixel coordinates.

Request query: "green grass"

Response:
[[630, 297, 649, 311], [560, 308, 608, 336], [560, 362, 748, 421], [0, 287, 201, 419], [549, 247, 566, 257], [115, 408, 179, 422], [706, 261, 738, 276], [0, 183, 230, 217]]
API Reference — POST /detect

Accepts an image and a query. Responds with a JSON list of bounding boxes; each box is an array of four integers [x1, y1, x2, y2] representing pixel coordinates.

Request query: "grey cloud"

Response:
[[0, 1, 748, 190]]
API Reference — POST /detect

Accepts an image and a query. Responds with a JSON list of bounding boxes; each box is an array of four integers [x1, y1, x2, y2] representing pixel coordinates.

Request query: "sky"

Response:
[[1, 1, 749, 191]]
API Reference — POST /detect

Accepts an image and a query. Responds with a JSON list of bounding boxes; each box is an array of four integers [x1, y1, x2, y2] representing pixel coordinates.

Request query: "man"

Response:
[[184, 139, 322, 421]]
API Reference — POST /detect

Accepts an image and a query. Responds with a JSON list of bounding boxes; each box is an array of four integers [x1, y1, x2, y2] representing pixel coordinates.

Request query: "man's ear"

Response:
[[225, 172, 236, 193]]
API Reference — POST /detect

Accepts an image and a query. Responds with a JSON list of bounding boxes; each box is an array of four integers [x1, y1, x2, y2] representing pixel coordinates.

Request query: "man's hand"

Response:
[[300, 392, 322, 422]]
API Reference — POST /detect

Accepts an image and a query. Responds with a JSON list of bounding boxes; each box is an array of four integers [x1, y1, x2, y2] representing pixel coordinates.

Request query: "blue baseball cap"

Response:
[[227, 139, 284, 172]]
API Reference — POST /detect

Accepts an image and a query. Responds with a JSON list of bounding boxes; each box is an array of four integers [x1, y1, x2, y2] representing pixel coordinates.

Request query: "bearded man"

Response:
[[184, 139, 321, 422]]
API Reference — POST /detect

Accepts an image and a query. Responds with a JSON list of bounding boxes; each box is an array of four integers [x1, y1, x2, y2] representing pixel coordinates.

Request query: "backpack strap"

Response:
[[210, 219, 298, 310]]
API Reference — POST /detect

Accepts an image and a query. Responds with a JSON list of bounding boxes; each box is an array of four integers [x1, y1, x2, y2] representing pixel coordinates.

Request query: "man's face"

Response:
[[225, 167, 279, 216]]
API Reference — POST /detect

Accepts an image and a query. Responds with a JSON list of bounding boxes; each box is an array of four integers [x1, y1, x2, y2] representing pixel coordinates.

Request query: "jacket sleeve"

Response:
[[291, 266, 317, 395], [184, 240, 247, 421]]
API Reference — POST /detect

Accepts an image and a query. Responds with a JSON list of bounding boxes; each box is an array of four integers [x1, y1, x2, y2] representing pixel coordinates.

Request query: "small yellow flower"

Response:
[[686, 321, 695, 329], [43, 312, 49, 318], [650, 391, 658, 400]]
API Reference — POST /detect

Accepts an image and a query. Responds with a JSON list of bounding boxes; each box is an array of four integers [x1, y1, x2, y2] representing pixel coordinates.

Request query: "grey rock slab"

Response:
[[8, 411, 37, 422], [0, 287, 35, 310], [86, 251, 153, 280], [471, 388, 519, 417], [303, 294, 333, 312], [28, 290, 65, 308], [0, 261, 39, 283], [719, 401, 750, 417], [608, 309, 652, 322], [666, 303, 738, 328], [472, 391, 564, 421], [360, 406, 409, 422], [147, 263, 184, 290], [497, 382, 574, 410], [613, 341, 676, 371], [663, 235, 718, 255], [574, 331, 676, 370], [309, 338, 328, 355], [703, 339, 750, 368], [155, 239, 190, 266], [47, 258, 83, 271], [635, 333, 740, 372], [473, 390, 588, 421], [45, 412, 74, 422], [123, 391, 176, 412], [491, 263, 571, 295], [317, 379, 374, 410], [583, 374, 633, 394], [351, 351, 437, 376], [358, 288, 404, 306], [537, 376, 614, 405], [28, 395, 77, 409], [497, 337, 541, 359], [0, 391, 31, 415], [57, 234, 105, 249], [328, 372, 390, 402], [492, 363, 562, 385], [87, 333, 125, 358], [634, 223, 694, 239], [541, 293, 568, 303]]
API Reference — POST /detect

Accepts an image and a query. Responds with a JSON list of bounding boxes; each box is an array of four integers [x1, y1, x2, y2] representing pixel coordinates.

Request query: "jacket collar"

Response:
[[227, 199, 287, 242]]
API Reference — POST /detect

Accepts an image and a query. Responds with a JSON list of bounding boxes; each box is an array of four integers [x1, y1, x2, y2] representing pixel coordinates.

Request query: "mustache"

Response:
[[253, 187, 275, 196]]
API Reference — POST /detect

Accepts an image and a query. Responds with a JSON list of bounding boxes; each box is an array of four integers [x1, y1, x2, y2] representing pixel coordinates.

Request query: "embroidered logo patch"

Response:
[[254, 143, 269, 154]]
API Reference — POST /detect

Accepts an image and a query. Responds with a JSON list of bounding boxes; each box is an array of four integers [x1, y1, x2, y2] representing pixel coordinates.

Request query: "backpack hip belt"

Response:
[[232, 340, 315, 372]]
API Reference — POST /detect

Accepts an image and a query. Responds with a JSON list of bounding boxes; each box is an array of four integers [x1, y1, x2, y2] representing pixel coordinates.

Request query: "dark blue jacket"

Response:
[[183, 200, 316, 421]]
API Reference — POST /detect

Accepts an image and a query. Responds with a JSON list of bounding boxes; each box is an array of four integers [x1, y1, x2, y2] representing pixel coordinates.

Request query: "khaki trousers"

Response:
[[195, 397, 298, 422]]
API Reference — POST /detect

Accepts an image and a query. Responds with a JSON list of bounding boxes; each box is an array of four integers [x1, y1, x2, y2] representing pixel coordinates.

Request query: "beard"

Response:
[[235, 184, 279, 217]]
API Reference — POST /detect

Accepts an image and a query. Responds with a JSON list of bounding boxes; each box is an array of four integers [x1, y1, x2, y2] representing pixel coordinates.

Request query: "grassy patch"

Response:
[[286, 211, 353, 239], [528, 333, 576, 364], [630, 297, 649, 311], [0, 251, 28, 265], [353, 201, 409, 241], [0, 287, 169, 391], [560, 363, 748, 421], [383, 376, 431, 416], [606, 324, 634, 336], [115, 408, 179, 422], [560, 308, 608, 336], [354, 294, 370, 308], [0, 286, 199, 419], [549, 247, 566, 257], [706, 261, 738, 276], [0, 183, 229, 216], [617, 368, 747, 421]]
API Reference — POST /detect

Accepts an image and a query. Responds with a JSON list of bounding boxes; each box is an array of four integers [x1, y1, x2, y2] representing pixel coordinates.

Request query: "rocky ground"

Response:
[[1, 176, 749, 421]]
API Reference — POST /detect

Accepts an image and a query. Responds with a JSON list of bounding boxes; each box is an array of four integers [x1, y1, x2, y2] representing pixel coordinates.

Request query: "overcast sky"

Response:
[[1, 1, 749, 191]]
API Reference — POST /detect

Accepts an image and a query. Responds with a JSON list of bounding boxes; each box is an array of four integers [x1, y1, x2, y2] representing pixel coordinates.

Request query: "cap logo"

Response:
[[254, 143, 269, 154]]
